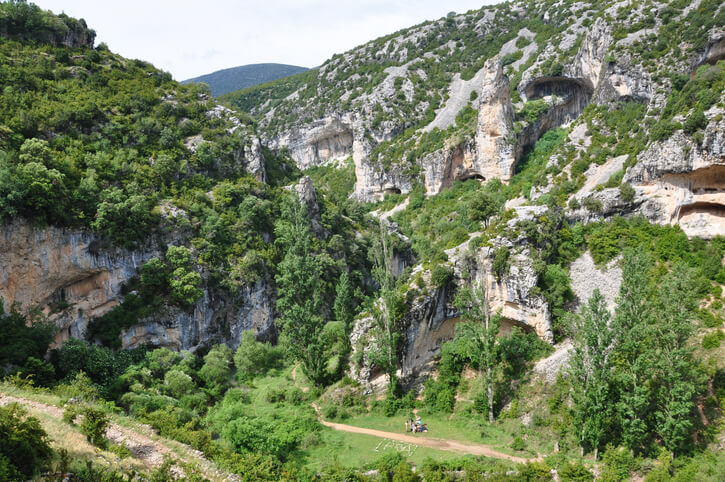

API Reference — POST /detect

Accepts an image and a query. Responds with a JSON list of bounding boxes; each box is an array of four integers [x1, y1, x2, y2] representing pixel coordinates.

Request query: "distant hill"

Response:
[[182, 63, 309, 97]]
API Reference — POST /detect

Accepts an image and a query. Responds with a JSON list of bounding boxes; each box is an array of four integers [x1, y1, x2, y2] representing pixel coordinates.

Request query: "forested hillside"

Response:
[[1, 0, 725, 480], [182, 63, 309, 97]]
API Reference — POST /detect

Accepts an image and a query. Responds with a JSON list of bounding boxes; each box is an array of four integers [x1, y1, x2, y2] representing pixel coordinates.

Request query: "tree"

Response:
[[612, 247, 653, 454], [454, 281, 500, 423], [333, 271, 355, 332], [569, 289, 615, 459], [369, 220, 406, 395], [166, 245, 203, 307], [0, 403, 53, 478], [199, 344, 232, 399], [652, 263, 700, 458], [468, 191, 499, 226], [275, 196, 328, 386], [233, 331, 281, 381]]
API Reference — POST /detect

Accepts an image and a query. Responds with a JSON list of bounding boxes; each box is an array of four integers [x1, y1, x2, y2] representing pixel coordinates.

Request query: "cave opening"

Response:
[[511, 76, 594, 175], [384, 187, 402, 195], [459, 173, 486, 182]]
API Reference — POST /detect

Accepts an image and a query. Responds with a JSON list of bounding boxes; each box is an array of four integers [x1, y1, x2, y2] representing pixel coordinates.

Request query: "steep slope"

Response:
[[182, 63, 309, 97], [228, 0, 723, 202], [223, 0, 725, 389], [0, 3, 373, 353]]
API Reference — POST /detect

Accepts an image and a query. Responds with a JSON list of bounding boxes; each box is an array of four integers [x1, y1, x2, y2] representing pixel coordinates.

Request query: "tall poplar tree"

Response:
[[370, 221, 405, 395], [652, 263, 700, 458], [612, 246, 654, 453], [569, 289, 615, 459], [275, 196, 327, 385], [454, 281, 500, 423]]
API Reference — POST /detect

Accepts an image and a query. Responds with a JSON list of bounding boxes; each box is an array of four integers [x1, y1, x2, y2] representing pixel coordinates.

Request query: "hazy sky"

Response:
[[34, 1, 497, 81]]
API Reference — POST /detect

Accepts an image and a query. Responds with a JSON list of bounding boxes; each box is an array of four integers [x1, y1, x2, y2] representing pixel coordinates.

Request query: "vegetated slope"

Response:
[[0, 1, 375, 353], [223, 0, 724, 201], [182, 63, 309, 97]]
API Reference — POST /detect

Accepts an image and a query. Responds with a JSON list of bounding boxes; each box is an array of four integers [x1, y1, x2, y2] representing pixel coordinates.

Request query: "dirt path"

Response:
[[309, 402, 538, 463], [297, 365, 539, 463], [0, 393, 235, 480]]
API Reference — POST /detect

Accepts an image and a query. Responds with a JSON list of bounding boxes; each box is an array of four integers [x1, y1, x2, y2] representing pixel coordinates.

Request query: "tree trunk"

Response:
[[487, 367, 494, 423], [594, 446, 598, 460]]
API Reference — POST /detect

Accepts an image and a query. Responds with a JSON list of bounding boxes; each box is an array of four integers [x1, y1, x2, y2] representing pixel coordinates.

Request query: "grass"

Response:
[[300, 426, 465, 470]]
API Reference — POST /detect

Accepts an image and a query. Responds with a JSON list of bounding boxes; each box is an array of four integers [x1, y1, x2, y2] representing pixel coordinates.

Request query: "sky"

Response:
[[33, 1, 496, 81]]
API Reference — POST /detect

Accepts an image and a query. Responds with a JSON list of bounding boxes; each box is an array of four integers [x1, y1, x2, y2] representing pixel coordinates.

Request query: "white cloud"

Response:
[[33, 1, 496, 80]]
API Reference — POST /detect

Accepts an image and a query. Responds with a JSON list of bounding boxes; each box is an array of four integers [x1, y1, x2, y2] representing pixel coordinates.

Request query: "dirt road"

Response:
[[311, 403, 539, 464], [0, 392, 236, 480]]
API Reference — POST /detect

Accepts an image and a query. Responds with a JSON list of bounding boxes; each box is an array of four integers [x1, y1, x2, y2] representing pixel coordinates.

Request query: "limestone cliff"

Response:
[[0, 219, 276, 350]]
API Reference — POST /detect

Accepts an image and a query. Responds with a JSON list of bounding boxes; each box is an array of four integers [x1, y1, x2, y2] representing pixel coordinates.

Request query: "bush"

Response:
[[80, 406, 109, 447], [511, 435, 526, 451], [492, 246, 510, 280], [430, 264, 454, 287], [233, 331, 282, 381], [518, 461, 553, 481], [619, 183, 635, 202], [702, 331, 724, 349], [0, 403, 53, 478], [558, 461, 593, 482]]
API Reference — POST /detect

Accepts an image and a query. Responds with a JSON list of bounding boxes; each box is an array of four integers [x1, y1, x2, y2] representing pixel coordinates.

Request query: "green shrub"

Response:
[[511, 435, 526, 451], [518, 460, 553, 481], [80, 406, 110, 447], [492, 246, 510, 280], [702, 331, 724, 349], [619, 183, 635, 202], [0, 403, 53, 478], [234, 331, 283, 381], [558, 462, 593, 481], [430, 264, 454, 287]]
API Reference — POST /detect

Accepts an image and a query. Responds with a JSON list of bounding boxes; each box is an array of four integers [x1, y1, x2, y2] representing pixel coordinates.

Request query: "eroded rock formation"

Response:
[[0, 219, 276, 350]]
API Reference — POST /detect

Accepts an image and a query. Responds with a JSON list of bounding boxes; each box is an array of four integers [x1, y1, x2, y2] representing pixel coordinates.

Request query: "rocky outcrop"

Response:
[[624, 107, 725, 237], [268, 114, 358, 170], [350, 230, 552, 391], [472, 57, 517, 182], [0, 219, 154, 345], [352, 155, 415, 201], [0, 219, 276, 350], [294, 176, 325, 236], [242, 137, 267, 183]]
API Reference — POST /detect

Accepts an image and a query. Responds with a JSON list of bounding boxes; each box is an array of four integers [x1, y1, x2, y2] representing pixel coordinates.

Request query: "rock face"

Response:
[[0, 219, 276, 350], [569, 251, 622, 312], [242, 137, 267, 183], [267, 114, 358, 170], [350, 236, 552, 391], [472, 57, 517, 182], [624, 108, 725, 238]]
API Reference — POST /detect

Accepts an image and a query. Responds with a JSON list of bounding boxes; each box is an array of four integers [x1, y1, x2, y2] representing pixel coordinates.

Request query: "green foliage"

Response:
[[430, 264, 454, 287], [511, 435, 526, 451], [518, 461, 553, 481], [492, 246, 510, 280], [233, 331, 283, 381], [199, 344, 232, 399], [275, 196, 329, 386], [79, 406, 110, 447], [569, 289, 615, 458], [0, 403, 53, 478], [558, 461, 593, 481], [702, 330, 724, 349], [518, 99, 550, 123], [0, 306, 54, 372]]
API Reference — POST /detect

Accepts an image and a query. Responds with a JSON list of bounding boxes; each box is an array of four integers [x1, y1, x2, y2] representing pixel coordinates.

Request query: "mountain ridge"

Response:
[[182, 62, 309, 97]]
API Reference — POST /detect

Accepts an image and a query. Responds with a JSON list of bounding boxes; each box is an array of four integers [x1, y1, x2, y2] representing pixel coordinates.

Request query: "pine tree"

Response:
[[569, 289, 615, 459], [454, 281, 500, 423]]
